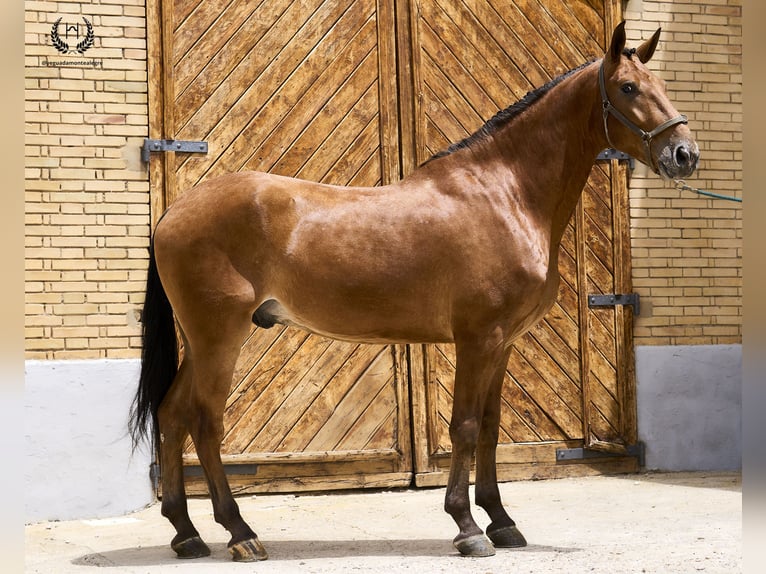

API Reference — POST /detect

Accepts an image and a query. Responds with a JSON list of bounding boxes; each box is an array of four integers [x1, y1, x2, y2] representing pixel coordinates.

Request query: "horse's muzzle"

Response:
[[658, 140, 699, 179]]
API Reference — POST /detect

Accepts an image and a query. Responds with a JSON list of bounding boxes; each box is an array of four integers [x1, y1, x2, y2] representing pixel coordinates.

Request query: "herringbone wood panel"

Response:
[[150, 0, 636, 492], [164, 0, 410, 492], [411, 0, 635, 481]]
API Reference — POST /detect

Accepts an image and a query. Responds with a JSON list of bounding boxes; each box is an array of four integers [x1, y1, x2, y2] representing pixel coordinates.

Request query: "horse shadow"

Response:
[[72, 539, 580, 567]]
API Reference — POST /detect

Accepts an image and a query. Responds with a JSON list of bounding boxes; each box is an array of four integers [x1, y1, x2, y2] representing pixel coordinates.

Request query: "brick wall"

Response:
[[623, 0, 742, 345], [25, 0, 149, 359], [23, 1, 742, 359]]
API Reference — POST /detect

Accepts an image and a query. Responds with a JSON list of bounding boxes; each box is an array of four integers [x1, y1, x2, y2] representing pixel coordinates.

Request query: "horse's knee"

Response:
[[449, 416, 480, 447]]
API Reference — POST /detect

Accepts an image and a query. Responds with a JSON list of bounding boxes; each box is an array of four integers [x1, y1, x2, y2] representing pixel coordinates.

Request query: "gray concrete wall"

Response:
[[24, 360, 153, 523], [636, 345, 742, 471]]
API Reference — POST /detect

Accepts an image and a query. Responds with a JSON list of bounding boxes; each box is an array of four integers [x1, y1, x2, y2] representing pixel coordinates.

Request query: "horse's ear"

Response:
[[636, 28, 661, 64], [608, 21, 627, 63]]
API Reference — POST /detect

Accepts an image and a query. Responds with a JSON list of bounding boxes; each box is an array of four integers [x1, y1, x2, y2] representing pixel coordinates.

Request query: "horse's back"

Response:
[[151, 170, 455, 342], [152, 167, 558, 345]]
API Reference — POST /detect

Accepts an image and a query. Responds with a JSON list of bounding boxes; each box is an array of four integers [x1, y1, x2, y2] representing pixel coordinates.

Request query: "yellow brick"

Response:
[[629, 2, 741, 347], [25, 0, 740, 355]]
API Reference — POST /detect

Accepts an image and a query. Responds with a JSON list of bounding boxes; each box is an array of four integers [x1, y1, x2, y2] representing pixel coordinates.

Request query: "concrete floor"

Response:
[[25, 472, 741, 573]]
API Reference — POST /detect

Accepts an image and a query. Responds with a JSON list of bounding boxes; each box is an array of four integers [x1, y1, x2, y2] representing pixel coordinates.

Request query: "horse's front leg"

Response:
[[445, 333, 510, 557], [474, 366, 528, 549]]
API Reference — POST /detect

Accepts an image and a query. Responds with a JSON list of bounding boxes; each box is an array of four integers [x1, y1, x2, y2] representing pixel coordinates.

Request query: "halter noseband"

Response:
[[598, 59, 687, 174]]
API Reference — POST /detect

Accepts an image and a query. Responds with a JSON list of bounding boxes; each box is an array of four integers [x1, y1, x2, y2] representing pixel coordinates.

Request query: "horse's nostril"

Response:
[[675, 144, 691, 167]]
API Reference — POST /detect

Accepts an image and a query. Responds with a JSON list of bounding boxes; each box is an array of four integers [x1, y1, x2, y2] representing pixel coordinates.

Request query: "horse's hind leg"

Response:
[[183, 309, 268, 562], [474, 365, 527, 549], [157, 359, 211, 558]]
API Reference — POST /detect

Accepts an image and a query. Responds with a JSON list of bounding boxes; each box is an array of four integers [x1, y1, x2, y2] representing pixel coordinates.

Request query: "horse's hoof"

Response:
[[487, 524, 527, 548], [171, 535, 211, 559], [229, 537, 269, 562], [453, 533, 496, 557]]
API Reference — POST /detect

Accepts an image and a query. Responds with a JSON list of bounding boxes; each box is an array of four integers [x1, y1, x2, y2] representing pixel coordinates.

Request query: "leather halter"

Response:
[[598, 60, 687, 174]]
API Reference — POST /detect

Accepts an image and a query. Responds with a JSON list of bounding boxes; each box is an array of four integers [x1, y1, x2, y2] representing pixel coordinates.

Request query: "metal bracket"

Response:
[[183, 464, 259, 478], [150, 462, 259, 490], [588, 293, 640, 316], [149, 462, 160, 493], [142, 138, 208, 163], [597, 148, 634, 169], [556, 443, 645, 467]]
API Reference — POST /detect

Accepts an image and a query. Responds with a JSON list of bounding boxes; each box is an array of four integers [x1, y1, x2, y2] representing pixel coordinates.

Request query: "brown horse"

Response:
[[130, 23, 698, 561]]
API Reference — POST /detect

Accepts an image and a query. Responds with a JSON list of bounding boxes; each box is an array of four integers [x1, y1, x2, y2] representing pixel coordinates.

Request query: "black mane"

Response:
[[423, 59, 597, 164]]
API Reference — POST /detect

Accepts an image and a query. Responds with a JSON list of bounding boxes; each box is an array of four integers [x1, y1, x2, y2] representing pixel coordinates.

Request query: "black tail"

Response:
[[129, 240, 178, 450]]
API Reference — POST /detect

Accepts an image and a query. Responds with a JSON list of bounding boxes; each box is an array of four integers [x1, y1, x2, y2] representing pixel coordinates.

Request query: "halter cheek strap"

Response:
[[598, 61, 687, 174]]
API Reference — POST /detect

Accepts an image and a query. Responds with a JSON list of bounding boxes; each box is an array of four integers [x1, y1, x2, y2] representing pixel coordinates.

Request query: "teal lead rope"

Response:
[[674, 179, 742, 203]]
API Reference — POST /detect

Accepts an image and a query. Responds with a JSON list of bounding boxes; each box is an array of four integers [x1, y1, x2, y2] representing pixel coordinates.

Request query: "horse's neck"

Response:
[[488, 62, 605, 245]]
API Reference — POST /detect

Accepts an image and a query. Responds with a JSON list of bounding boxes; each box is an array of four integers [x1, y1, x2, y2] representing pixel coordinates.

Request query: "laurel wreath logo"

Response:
[[51, 17, 95, 55]]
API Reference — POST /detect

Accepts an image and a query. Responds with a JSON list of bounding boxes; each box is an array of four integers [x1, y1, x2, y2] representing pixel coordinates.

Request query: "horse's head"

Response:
[[600, 22, 699, 179]]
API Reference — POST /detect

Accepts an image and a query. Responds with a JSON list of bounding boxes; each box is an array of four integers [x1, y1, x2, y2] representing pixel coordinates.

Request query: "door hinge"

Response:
[[556, 442, 645, 466], [597, 148, 635, 169], [588, 293, 640, 316], [142, 138, 208, 163]]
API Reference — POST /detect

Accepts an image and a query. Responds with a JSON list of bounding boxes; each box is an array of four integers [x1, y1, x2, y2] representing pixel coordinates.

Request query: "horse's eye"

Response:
[[621, 82, 637, 95]]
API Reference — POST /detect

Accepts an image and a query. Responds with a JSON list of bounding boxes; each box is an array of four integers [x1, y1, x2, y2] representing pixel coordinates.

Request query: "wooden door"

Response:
[[402, 0, 639, 485], [147, 0, 638, 495], [147, 0, 413, 494]]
